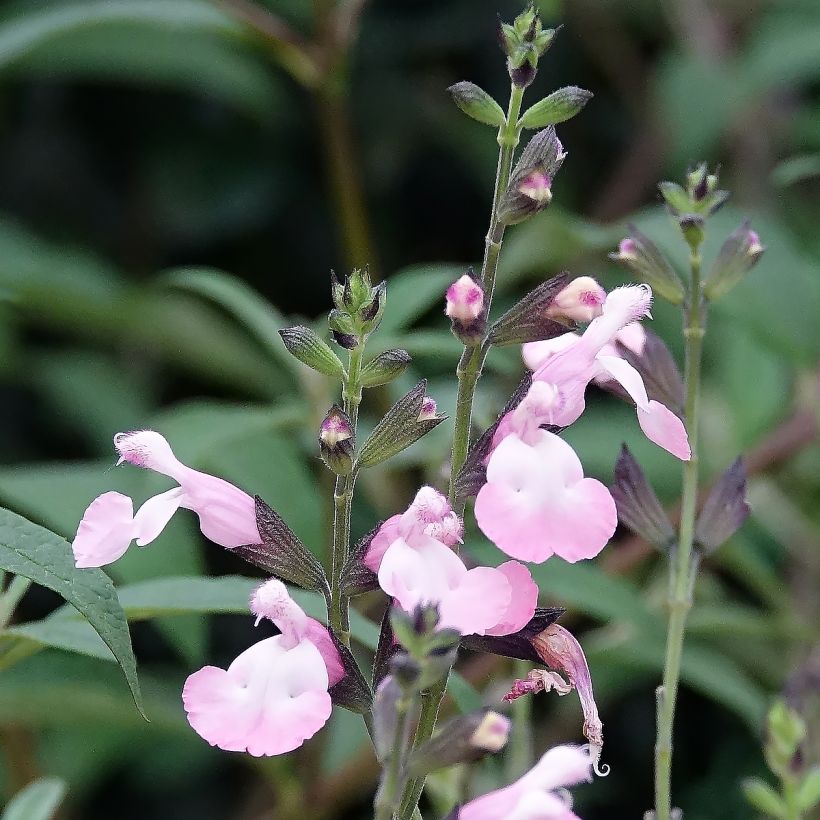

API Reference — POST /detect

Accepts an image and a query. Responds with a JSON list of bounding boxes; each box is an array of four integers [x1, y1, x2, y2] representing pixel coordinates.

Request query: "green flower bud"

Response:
[[448, 81, 506, 127], [279, 325, 346, 377], [518, 86, 593, 129]]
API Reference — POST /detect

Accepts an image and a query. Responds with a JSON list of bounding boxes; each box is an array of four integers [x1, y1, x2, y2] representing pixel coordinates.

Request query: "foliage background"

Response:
[[0, 0, 819, 818]]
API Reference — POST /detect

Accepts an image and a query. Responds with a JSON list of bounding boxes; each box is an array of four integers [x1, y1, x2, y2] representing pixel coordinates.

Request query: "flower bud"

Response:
[[702, 221, 766, 301], [610, 228, 685, 305], [546, 276, 606, 323], [694, 458, 750, 553], [359, 348, 412, 388], [446, 272, 486, 344], [407, 709, 511, 776], [279, 326, 346, 377], [678, 213, 705, 252], [319, 405, 355, 475], [448, 81, 506, 128], [498, 127, 565, 225], [357, 381, 445, 468], [518, 86, 593, 129]]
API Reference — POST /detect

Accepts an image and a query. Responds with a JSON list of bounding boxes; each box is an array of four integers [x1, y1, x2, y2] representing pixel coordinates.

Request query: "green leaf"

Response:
[[1, 777, 66, 820], [160, 266, 298, 379], [446, 672, 482, 713], [797, 767, 820, 811], [518, 86, 593, 129], [742, 777, 786, 818], [0, 508, 143, 716]]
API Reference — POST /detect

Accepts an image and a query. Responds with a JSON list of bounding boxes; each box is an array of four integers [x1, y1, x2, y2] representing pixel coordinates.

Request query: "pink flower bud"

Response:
[[616, 236, 638, 260], [320, 407, 353, 447], [517, 170, 552, 204], [546, 276, 606, 323], [446, 274, 484, 323], [747, 229, 764, 257], [418, 396, 438, 421], [470, 711, 511, 753]]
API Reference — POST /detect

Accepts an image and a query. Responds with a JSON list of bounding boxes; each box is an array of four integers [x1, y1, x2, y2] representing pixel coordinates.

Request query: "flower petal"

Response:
[[364, 514, 402, 572], [438, 566, 512, 635], [132, 487, 184, 546], [637, 400, 691, 460], [72, 491, 135, 568], [182, 637, 331, 756], [596, 354, 650, 409], [303, 618, 345, 686], [486, 561, 538, 636]]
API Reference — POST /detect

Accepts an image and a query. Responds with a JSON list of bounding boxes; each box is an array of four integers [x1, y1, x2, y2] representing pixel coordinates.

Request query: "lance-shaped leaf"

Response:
[[610, 445, 675, 548], [694, 458, 751, 553], [488, 272, 572, 346], [328, 631, 372, 714], [0, 508, 144, 716], [461, 607, 565, 663], [613, 328, 684, 415], [1, 777, 66, 820], [360, 348, 412, 388], [518, 86, 593, 129], [453, 373, 535, 502], [448, 81, 506, 127], [233, 497, 329, 595], [407, 709, 510, 776], [278, 325, 345, 377], [356, 381, 445, 469], [341, 521, 382, 597]]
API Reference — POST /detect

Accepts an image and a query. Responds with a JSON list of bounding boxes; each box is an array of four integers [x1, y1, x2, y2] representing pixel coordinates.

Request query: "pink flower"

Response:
[[365, 487, 537, 636], [475, 384, 617, 563], [72, 430, 259, 568], [545, 276, 606, 323], [459, 744, 595, 819], [446, 274, 484, 323], [522, 285, 690, 460], [183, 580, 343, 756], [504, 624, 606, 775]]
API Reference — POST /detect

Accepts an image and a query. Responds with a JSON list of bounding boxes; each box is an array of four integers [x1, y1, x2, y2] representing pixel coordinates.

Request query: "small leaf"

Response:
[[279, 325, 345, 378], [232, 497, 329, 594], [356, 381, 445, 469], [0, 508, 144, 716], [797, 767, 820, 811], [518, 86, 593, 129], [1, 777, 66, 820], [447, 81, 506, 127], [742, 778, 786, 818], [694, 458, 751, 553], [610, 445, 676, 548]]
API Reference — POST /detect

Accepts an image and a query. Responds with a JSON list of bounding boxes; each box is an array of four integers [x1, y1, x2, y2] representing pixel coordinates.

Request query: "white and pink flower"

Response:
[[365, 487, 537, 636], [522, 285, 690, 461], [72, 430, 259, 568], [182, 579, 343, 756], [475, 382, 617, 563], [458, 743, 595, 819]]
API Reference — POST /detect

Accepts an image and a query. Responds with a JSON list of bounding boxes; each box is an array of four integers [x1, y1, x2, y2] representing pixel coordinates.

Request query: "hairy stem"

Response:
[[654, 250, 704, 820], [399, 82, 525, 820], [329, 345, 364, 646]]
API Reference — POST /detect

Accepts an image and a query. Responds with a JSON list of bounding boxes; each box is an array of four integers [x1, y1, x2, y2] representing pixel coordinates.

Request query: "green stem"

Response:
[[507, 659, 533, 780], [0, 577, 32, 632], [400, 82, 525, 820], [375, 696, 414, 820], [329, 345, 364, 646], [654, 251, 705, 820]]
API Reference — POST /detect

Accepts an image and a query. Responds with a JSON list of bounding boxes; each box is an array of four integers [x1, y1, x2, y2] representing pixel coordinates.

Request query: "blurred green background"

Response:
[[0, 0, 818, 818]]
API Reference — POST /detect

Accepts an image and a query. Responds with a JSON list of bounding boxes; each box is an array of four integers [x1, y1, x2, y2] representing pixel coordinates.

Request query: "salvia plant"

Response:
[[1, 5, 812, 819]]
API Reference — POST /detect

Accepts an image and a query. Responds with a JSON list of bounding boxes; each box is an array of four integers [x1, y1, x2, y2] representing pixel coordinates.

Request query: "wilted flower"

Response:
[[72, 430, 259, 568], [183, 580, 343, 756]]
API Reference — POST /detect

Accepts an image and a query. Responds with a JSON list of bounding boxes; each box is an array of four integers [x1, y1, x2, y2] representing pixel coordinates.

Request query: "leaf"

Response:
[[0, 508, 144, 716], [446, 672, 483, 714], [160, 266, 297, 379], [1, 777, 66, 820], [742, 777, 787, 818], [797, 767, 820, 811]]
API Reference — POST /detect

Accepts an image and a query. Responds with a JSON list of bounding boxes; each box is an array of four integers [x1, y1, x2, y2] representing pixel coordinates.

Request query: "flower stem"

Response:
[[329, 345, 364, 646], [374, 695, 414, 820], [400, 82, 524, 819], [654, 249, 705, 820]]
